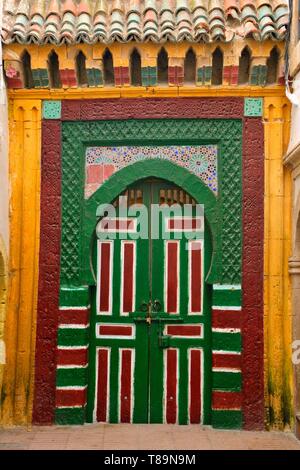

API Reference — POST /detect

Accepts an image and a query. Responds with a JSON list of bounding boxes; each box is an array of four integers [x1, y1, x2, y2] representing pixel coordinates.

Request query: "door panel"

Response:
[[87, 178, 212, 424]]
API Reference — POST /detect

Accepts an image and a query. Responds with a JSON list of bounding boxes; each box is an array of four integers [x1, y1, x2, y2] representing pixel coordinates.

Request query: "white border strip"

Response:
[[212, 306, 241, 311], [120, 241, 136, 316], [188, 348, 203, 425], [93, 346, 111, 423], [59, 306, 90, 310], [213, 284, 241, 291], [59, 324, 90, 329], [97, 240, 113, 315], [118, 348, 135, 424], [57, 364, 88, 369], [188, 240, 203, 315], [164, 240, 180, 315], [56, 386, 87, 391], [212, 367, 241, 373], [96, 323, 136, 340], [212, 350, 241, 355], [164, 348, 179, 424], [212, 328, 241, 333]]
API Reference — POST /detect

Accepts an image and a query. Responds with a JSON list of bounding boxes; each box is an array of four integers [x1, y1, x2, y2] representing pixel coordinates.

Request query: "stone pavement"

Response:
[[0, 424, 300, 450]]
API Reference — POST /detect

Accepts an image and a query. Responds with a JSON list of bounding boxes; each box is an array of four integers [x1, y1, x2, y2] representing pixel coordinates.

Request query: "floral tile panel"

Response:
[[85, 145, 218, 199]]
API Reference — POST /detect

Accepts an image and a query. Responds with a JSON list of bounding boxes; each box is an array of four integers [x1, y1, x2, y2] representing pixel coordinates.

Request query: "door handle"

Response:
[[139, 302, 149, 313], [152, 299, 162, 312]]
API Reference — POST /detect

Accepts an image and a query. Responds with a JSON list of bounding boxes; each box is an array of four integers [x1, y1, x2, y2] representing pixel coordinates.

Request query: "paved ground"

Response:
[[0, 424, 300, 450]]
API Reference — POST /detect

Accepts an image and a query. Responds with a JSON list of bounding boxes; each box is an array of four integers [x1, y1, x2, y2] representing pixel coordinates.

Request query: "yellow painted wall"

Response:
[[0, 100, 41, 425], [0, 86, 293, 428], [0, 236, 7, 399], [264, 98, 293, 429]]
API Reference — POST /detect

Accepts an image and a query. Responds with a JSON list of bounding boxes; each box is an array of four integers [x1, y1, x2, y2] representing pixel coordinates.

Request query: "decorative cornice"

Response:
[[289, 257, 300, 275], [6, 85, 286, 100]]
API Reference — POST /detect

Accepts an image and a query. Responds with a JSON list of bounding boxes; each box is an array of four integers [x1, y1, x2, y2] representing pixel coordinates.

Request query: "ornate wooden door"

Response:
[[87, 178, 212, 424]]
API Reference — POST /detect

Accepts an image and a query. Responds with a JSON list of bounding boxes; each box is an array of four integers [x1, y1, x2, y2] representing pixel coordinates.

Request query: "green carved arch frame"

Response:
[[83, 159, 219, 284], [60, 118, 242, 291]]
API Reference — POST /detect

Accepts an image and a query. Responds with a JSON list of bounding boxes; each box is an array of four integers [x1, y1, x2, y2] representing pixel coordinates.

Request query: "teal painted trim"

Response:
[[141, 67, 157, 86], [57, 328, 89, 346], [56, 367, 87, 387], [213, 371, 242, 391], [87, 68, 103, 87], [197, 66, 212, 85], [59, 286, 90, 307], [250, 65, 267, 86], [244, 98, 263, 117], [32, 68, 49, 88], [212, 331, 241, 352], [55, 407, 85, 425], [212, 289, 242, 307], [211, 410, 242, 429]]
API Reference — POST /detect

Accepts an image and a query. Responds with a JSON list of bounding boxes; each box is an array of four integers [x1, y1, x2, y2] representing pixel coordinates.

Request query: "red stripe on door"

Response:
[[100, 219, 135, 232], [189, 349, 202, 424], [56, 388, 86, 407], [97, 348, 109, 422], [98, 325, 132, 336], [98, 242, 111, 313], [167, 325, 202, 337], [212, 353, 241, 369], [122, 243, 135, 313], [58, 309, 89, 325], [166, 349, 177, 424], [190, 242, 202, 313], [212, 309, 242, 329], [168, 218, 202, 231], [57, 348, 88, 366], [120, 349, 132, 423], [166, 242, 178, 313], [212, 391, 242, 410]]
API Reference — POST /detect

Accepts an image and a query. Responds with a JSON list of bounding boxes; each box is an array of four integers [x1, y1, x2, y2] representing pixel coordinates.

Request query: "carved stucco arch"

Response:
[[83, 159, 219, 284]]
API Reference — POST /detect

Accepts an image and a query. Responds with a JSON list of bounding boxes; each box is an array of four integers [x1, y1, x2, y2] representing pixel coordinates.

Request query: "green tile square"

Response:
[[43, 100, 62, 120], [244, 98, 263, 117]]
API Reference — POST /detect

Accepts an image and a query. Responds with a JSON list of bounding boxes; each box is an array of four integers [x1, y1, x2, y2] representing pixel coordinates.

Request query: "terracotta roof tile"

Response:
[[1, 0, 289, 44]]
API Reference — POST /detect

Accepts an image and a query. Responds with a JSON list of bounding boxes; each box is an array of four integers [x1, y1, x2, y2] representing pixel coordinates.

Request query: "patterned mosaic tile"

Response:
[[85, 145, 218, 199]]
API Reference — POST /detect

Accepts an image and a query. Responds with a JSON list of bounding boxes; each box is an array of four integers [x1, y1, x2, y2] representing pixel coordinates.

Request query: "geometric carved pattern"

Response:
[[42, 100, 62, 119], [244, 98, 263, 117], [61, 119, 242, 285]]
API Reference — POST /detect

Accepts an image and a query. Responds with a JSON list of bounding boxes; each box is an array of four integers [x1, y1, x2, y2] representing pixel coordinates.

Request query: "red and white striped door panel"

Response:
[[94, 347, 135, 423], [96, 240, 136, 316], [164, 239, 203, 315], [188, 241, 203, 314], [164, 348, 203, 424], [165, 241, 179, 314]]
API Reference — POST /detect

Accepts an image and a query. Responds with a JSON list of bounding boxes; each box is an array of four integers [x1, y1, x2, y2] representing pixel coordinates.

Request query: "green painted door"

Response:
[[87, 178, 212, 424]]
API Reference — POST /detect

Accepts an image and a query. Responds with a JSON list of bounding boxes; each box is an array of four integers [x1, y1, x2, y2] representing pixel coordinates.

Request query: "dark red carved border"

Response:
[[33, 120, 61, 424], [34, 98, 264, 429], [242, 118, 265, 430], [62, 98, 244, 121]]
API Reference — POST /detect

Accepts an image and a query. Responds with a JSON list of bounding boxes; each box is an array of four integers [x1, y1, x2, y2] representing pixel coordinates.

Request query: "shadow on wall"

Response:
[[0, 237, 7, 414]]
